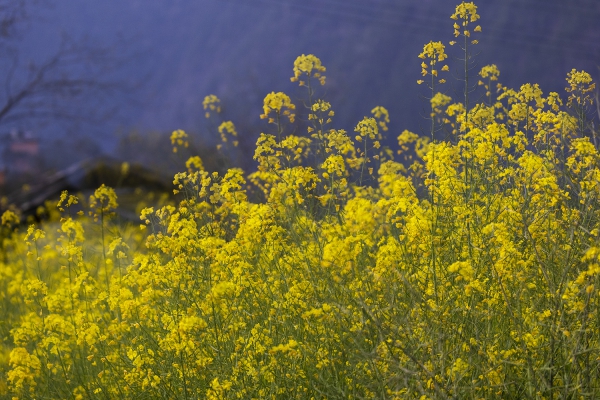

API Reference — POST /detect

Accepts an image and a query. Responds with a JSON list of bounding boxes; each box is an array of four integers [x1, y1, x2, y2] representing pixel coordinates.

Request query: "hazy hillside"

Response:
[[7, 0, 600, 170]]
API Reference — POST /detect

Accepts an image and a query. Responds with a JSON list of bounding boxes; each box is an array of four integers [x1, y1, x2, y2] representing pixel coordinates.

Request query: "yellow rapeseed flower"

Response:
[[202, 94, 221, 118], [291, 54, 326, 86], [260, 92, 296, 123]]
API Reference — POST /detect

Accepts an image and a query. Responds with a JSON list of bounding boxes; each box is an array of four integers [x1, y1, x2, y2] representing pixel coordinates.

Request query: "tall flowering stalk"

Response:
[[450, 1, 481, 128], [417, 41, 449, 141]]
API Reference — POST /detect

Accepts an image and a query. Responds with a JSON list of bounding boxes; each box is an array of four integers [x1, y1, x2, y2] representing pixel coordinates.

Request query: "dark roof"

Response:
[[4, 156, 172, 217]]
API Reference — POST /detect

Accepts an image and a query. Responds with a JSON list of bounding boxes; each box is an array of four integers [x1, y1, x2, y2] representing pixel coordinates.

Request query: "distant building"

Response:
[[0, 129, 41, 178]]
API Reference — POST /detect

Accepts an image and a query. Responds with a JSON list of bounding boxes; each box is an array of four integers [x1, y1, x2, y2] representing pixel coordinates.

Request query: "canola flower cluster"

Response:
[[1, 2, 600, 399]]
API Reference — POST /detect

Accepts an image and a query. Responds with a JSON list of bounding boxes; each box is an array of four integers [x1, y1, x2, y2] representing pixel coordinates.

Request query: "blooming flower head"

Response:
[[218, 121, 238, 147], [371, 106, 390, 131], [355, 117, 378, 140], [476, 65, 501, 103], [451, 1, 480, 23], [291, 54, 326, 86], [1, 209, 19, 226], [170, 129, 189, 153], [89, 184, 118, 216], [185, 155, 204, 172], [419, 41, 448, 64], [479, 64, 500, 81], [311, 100, 331, 113], [260, 92, 296, 123], [450, 1, 481, 44], [418, 41, 448, 85], [202, 94, 221, 118], [431, 92, 452, 113], [517, 83, 545, 108], [546, 92, 563, 112], [566, 69, 596, 107]]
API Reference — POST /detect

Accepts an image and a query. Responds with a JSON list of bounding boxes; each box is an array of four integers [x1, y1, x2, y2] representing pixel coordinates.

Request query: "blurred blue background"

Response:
[[0, 0, 598, 185]]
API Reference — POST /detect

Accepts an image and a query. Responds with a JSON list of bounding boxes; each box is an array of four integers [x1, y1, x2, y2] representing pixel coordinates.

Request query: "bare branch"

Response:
[[0, 22, 131, 130]]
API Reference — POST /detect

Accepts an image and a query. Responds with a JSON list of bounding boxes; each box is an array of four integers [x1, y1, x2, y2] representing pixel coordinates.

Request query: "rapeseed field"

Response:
[[1, 2, 599, 398]]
